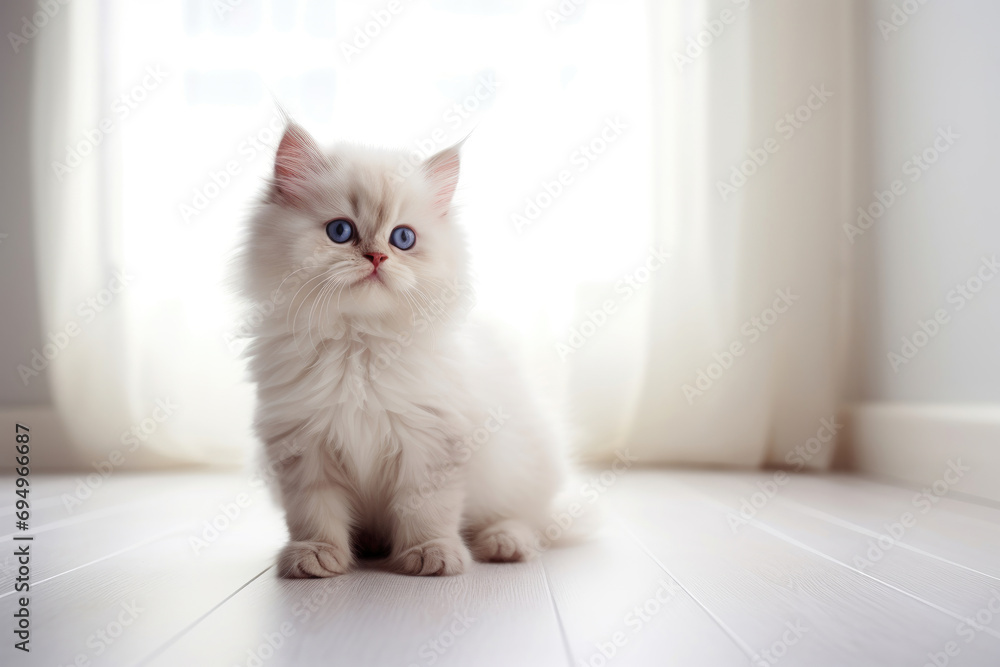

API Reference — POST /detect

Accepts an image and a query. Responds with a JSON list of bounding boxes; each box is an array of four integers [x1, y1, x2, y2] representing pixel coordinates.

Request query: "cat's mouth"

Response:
[[359, 271, 385, 285]]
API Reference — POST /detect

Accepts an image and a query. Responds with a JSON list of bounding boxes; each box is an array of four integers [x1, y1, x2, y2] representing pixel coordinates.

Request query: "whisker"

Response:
[[290, 268, 343, 357]]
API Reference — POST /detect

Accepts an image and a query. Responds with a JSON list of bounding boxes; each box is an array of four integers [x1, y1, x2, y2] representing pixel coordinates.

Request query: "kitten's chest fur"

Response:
[[252, 325, 468, 490]]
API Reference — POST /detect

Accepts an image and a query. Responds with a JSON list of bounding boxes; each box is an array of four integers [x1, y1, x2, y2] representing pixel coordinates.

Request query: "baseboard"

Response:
[[841, 402, 1000, 503], [0, 405, 82, 471]]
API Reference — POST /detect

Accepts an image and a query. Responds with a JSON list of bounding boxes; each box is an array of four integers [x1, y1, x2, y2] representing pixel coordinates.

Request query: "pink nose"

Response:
[[364, 252, 388, 269]]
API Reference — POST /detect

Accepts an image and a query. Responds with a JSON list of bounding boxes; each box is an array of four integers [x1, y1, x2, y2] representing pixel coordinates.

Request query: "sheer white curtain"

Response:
[[594, 0, 854, 468], [31, 0, 851, 470]]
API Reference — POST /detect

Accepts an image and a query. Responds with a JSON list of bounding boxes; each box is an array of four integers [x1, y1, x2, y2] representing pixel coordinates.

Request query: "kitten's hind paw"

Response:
[[395, 538, 470, 576], [278, 540, 352, 578], [470, 520, 537, 563]]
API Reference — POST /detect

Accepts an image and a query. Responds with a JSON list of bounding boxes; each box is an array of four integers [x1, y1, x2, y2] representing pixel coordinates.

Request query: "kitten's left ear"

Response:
[[422, 144, 462, 217], [273, 122, 331, 207]]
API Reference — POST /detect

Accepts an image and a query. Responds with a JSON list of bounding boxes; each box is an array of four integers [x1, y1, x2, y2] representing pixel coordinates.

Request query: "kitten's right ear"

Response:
[[422, 143, 462, 218], [273, 123, 330, 206]]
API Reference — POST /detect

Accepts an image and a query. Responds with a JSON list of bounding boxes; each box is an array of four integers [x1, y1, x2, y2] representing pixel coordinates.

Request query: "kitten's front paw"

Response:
[[278, 540, 352, 578], [395, 538, 470, 576], [470, 520, 537, 563]]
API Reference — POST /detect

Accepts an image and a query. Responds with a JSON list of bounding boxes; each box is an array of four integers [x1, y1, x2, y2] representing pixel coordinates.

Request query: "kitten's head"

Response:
[[238, 123, 468, 336]]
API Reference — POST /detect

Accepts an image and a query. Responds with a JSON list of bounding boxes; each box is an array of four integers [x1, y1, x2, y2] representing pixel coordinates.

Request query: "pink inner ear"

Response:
[[425, 150, 460, 212], [275, 124, 323, 188]]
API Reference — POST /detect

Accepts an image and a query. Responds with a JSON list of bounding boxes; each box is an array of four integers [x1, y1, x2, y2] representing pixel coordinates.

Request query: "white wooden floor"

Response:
[[2, 469, 1000, 666]]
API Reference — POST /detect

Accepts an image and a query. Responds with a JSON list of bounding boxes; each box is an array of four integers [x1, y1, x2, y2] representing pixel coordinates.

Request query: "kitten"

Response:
[[236, 122, 571, 577]]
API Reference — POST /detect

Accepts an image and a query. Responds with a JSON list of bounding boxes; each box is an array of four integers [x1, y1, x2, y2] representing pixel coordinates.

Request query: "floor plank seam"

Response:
[[132, 564, 275, 667], [0, 526, 187, 599], [691, 475, 1000, 582], [774, 495, 1000, 583], [690, 490, 1000, 641], [0, 488, 212, 543], [853, 473, 1000, 512], [612, 512, 758, 665], [539, 558, 577, 667]]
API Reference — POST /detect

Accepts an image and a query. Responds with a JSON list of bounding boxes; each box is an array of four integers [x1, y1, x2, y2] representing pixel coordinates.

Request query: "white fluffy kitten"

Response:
[[237, 122, 570, 577]]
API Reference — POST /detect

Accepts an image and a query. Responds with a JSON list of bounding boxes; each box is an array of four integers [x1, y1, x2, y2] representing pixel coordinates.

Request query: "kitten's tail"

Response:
[[535, 475, 606, 552]]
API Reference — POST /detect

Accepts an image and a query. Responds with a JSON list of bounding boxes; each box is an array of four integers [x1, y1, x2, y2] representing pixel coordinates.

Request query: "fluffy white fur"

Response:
[[236, 122, 570, 577]]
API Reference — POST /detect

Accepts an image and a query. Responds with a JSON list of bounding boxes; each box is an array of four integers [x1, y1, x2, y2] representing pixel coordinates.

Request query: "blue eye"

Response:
[[326, 219, 354, 244], [390, 226, 416, 250]]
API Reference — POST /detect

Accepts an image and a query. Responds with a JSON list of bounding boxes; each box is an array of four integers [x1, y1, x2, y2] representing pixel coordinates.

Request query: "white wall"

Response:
[[850, 0, 1000, 404], [843, 0, 1000, 499], [0, 0, 51, 406]]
